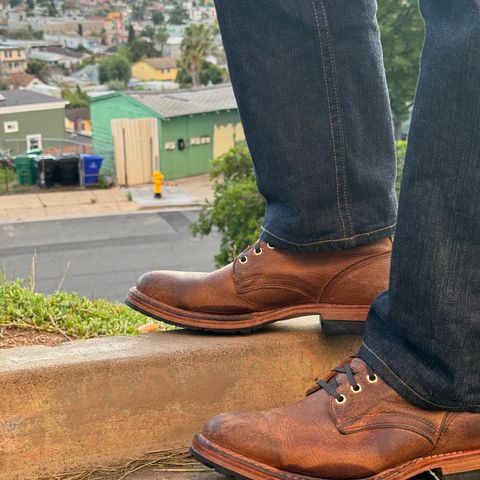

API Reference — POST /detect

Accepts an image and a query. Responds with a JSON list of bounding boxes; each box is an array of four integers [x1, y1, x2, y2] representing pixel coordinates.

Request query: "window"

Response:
[[4, 121, 19, 133], [26, 134, 42, 151]]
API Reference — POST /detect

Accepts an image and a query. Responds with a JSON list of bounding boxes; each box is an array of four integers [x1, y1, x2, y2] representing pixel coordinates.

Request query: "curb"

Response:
[[0, 317, 362, 480]]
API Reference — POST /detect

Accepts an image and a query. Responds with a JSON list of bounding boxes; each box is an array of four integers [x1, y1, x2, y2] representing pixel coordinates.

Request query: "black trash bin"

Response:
[[55, 154, 80, 186], [35, 155, 56, 188]]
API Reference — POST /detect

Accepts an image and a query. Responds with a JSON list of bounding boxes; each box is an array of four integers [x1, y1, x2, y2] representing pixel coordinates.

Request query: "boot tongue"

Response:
[[306, 357, 367, 396]]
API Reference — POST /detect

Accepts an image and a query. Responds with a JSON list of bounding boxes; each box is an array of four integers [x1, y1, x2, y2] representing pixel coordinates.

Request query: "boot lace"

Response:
[[316, 357, 378, 404]]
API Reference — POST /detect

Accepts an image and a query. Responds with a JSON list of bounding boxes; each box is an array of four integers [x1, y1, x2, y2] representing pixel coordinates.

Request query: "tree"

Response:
[[26, 0, 35, 11], [9, 0, 22, 6], [142, 25, 155, 39], [191, 144, 265, 267], [48, 0, 57, 16], [180, 24, 214, 87], [152, 10, 165, 26], [177, 60, 224, 88], [26, 59, 47, 75], [98, 54, 131, 86], [128, 24, 135, 44], [127, 39, 157, 63], [169, 2, 188, 25], [199, 60, 224, 86], [154, 25, 169, 54], [377, 0, 424, 138], [62, 85, 89, 109], [62, 1, 76, 12], [77, 23, 83, 37]]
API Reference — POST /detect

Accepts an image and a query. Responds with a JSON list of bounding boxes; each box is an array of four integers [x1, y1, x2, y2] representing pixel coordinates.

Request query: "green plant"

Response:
[[395, 139, 407, 197], [378, 0, 424, 138], [179, 24, 215, 87], [99, 54, 131, 85], [0, 278, 168, 339], [191, 144, 265, 267]]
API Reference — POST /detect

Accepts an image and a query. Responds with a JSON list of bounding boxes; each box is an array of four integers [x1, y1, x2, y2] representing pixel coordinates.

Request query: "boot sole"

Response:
[[125, 287, 367, 335], [190, 433, 480, 480]]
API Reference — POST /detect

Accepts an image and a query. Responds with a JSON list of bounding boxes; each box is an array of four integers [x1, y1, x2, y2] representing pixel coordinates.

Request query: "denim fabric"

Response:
[[214, 0, 397, 252], [360, 0, 480, 412]]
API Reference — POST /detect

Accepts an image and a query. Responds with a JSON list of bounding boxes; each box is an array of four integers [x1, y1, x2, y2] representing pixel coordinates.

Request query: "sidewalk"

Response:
[[0, 174, 213, 223]]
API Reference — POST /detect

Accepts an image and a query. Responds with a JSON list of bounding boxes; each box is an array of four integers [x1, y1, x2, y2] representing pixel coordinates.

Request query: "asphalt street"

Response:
[[0, 210, 220, 302]]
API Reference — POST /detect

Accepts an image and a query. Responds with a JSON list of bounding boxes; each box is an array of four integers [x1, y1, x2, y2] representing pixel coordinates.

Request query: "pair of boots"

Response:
[[126, 240, 480, 480]]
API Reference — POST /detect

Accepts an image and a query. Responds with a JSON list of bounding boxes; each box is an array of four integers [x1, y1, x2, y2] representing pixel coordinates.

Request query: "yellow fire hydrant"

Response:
[[153, 170, 164, 198]]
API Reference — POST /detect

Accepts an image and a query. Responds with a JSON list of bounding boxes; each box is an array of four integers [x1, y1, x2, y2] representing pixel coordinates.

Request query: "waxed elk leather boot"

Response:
[[191, 357, 480, 480], [126, 238, 392, 335]]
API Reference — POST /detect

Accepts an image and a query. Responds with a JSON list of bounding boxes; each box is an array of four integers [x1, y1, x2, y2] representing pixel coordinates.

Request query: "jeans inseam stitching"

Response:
[[319, 0, 355, 238], [311, 0, 347, 239], [261, 223, 395, 247], [362, 342, 480, 409]]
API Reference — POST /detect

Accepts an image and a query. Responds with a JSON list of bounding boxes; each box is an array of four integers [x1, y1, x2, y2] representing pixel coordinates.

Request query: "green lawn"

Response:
[[0, 279, 170, 339]]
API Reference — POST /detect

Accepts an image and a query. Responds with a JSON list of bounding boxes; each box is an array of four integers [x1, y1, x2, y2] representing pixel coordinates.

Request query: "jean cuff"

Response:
[[260, 223, 396, 253]]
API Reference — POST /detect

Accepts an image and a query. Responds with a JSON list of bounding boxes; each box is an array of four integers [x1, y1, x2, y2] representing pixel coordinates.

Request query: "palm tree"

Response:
[[155, 25, 169, 55], [180, 24, 215, 88]]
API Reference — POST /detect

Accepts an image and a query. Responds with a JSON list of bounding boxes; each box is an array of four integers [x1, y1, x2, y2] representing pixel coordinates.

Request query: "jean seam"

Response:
[[261, 223, 395, 247], [319, 0, 355, 239], [312, 0, 348, 240], [362, 342, 480, 409]]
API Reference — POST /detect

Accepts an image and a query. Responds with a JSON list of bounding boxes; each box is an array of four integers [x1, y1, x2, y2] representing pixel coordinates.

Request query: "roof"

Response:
[[9, 73, 41, 88], [46, 47, 85, 59], [140, 57, 177, 70], [66, 107, 91, 121], [71, 64, 100, 85], [0, 89, 65, 107], [126, 83, 237, 118]]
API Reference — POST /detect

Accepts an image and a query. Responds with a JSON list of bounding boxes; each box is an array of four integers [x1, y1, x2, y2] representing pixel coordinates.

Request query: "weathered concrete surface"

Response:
[[0, 317, 362, 480]]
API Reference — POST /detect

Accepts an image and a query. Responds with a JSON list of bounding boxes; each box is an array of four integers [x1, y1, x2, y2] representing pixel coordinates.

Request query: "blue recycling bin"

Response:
[[81, 154, 104, 186]]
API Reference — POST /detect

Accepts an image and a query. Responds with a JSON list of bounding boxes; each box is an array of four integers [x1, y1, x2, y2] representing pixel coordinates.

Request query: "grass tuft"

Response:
[[0, 279, 170, 339]]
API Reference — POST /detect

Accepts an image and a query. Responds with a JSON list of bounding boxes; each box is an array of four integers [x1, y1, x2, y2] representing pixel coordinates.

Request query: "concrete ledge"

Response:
[[0, 317, 362, 480]]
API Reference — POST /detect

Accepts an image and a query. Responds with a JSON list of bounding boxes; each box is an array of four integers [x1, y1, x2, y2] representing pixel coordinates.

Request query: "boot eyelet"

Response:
[[267, 243, 275, 249], [335, 395, 346, 405], [239, 256, 248, 264], [254, 248, 263, 255], [367, 375, 378, 384], [351, 384, 362, 393]]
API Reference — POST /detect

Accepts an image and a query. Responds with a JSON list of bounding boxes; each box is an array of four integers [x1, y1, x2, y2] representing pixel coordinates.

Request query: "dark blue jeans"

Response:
[[214, 0, 480, 412]]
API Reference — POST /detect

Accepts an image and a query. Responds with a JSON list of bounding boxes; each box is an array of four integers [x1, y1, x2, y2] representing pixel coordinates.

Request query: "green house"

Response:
[[90, 84, 244, 183], [0, 90, 67, 154]]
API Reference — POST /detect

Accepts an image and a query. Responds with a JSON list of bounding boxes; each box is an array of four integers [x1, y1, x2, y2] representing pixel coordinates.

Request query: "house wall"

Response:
[[132, 61, 178, 82], [0, 107, 66, 153], [91, 94, 159, 175], [158, 109, 243, 180]]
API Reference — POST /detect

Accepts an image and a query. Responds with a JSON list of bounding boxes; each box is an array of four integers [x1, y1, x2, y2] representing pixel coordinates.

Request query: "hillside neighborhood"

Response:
[[0, 0, 242, 191]]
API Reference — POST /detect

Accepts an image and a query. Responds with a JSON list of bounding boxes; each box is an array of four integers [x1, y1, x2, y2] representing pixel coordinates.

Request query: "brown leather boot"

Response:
[[126, 237, 392, 335], [191, 357, 480, 480]]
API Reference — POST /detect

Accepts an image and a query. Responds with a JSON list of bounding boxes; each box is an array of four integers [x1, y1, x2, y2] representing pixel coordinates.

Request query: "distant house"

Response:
[[132, 57, 178, 82], [0, 90, 68, 153], [9, 73, 45, 90], [65, 107, 91, 136], [70, 64, 100, 87], [0, 45, 27, 75], [90, 83, 244, 183]]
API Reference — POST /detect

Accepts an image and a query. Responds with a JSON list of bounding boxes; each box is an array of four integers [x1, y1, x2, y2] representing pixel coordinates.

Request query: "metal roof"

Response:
[[127, 83, 238, 118], [0, 89, 65, 107]]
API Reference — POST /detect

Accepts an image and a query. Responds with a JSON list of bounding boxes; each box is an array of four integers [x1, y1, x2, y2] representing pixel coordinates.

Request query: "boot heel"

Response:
[[320, 319, 365, 336], [440, 450, 480, 479], [444, 470, 480, 479]]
